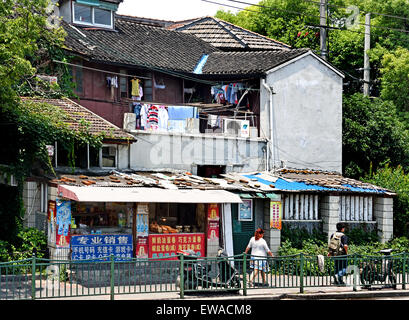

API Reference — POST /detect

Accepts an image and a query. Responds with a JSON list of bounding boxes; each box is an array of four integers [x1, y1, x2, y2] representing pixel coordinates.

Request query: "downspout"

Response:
[[262, 79, 274, 172]]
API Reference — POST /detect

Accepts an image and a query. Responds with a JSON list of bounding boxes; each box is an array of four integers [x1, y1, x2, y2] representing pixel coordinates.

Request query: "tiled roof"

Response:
[[63, 16, 218, 74], [47, 169, 394, 196], [172, 16, 291, 51], [21, 97, 136, 143], [62, 16, 329, 78], [223, 170, 395, 195], [202, 49, 309, 75]]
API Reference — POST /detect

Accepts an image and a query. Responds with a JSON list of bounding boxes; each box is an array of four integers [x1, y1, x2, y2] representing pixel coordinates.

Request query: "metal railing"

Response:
[[1, 252, 408, 300]]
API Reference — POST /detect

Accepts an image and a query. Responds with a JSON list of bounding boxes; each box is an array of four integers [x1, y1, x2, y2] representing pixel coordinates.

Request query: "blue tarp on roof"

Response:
[[243, 174, 335, 191], [243, 173, 384, 193], [341, 184, 386, 194]]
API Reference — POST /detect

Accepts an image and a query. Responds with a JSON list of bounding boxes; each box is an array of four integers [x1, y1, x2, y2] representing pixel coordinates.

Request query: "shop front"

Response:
[[48, 184, 242, 261]]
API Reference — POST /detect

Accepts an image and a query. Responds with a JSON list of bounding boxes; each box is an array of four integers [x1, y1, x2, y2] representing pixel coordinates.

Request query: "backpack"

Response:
[[328, 232, 344, 256]]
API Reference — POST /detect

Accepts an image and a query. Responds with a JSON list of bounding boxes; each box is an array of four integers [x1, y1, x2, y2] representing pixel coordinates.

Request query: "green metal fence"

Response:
[[1, 252, 408, 300]]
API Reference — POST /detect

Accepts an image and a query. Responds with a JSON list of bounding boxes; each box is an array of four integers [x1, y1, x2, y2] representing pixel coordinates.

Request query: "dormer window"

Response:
[[73, 1, 113, 29]]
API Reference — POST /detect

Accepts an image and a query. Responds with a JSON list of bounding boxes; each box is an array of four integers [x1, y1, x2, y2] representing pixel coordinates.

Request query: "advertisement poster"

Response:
[[137, 203, 149, 237], [207, 221, 219, 241], [47, 200, 56, 246], [136, 236, 149, 259], [207, 204, 219, 242], [56, 198, 71, 247], [71, 234, 133, 261], [207, 204, 219, 221], [270, 201, 282, 230], [239, 199, 253, 221], [148, 233, 205, 260]]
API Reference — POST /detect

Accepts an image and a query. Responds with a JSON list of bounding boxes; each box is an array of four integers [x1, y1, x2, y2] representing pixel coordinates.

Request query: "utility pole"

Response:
[[320, 0, 328, 60], [363, 13, 371, 96]]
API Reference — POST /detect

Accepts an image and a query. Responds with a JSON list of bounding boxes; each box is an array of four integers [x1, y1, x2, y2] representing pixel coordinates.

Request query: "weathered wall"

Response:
[[128, 131, 268, 173], [260, 53, 343, 173]]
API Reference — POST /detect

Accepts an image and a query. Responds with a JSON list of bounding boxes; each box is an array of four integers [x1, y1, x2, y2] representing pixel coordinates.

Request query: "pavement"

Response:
[[44, 284, 409, 300]]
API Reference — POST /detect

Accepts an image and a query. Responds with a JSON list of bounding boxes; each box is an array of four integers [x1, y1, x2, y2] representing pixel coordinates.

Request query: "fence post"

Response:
[[299, 253, 304, 293], [179, 254, 184, 299], [110, 255, 115, 300], [31, 254, 36, 300], [353, 254, 357, 292], [242, 253, 247, 296], [403, 253, 407, 290]]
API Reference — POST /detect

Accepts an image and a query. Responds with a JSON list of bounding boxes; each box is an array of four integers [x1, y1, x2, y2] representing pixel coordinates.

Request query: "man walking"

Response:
[[328, 222, 348, 285]]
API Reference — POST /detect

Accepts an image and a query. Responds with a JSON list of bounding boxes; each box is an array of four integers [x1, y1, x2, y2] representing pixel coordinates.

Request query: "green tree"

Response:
[[343, 93, 409, 178], [364, 164, 409, 237], [0, 1, 100, 244], [379, 47, 409, 119]]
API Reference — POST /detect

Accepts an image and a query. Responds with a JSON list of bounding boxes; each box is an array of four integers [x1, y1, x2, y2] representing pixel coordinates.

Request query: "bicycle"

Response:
[[359, 249, 397, 289]]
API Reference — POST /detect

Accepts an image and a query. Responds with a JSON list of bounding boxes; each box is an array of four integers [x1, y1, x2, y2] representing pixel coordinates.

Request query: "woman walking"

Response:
[[245, 228, 273, 287]]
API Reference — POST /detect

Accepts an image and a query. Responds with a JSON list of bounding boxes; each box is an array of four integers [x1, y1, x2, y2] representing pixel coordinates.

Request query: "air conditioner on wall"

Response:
[[223, 119, 250, 138]]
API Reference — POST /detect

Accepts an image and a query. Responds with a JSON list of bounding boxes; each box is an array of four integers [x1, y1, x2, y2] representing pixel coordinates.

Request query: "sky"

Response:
[[116, 0, 260, 21]]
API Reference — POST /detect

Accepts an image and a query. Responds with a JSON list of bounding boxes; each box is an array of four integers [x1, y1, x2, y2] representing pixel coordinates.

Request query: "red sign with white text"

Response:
[[148, 233, 205, 260]]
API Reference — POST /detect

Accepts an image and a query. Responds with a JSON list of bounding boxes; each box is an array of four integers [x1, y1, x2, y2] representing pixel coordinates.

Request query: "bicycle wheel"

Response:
[[360, 265, 376, 286], [230, 275, 241, 289]]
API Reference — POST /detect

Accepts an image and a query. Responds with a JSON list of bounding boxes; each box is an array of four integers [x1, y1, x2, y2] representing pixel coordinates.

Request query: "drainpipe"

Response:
[[262, 79, 274, 172]]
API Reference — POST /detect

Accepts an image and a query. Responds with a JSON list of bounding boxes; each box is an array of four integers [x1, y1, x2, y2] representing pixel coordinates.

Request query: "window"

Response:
[[120, 70, 128, 98], [101, 145, 117, 167], [94, 8, 111, 26], [73, 2, 113, 28], [70, 62, 83, 94], [74, 3, 92, 24]]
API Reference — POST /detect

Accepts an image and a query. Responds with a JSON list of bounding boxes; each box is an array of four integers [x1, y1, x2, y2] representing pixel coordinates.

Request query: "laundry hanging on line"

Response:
[[133, 104, 198, 132]]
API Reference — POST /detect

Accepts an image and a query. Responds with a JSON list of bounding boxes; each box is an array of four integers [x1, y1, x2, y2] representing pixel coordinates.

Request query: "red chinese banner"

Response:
[[148, 233, 205, 260]]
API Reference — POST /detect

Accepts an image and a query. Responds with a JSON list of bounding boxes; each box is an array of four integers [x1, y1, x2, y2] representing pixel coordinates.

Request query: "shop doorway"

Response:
[[231, 203, 255, 255]]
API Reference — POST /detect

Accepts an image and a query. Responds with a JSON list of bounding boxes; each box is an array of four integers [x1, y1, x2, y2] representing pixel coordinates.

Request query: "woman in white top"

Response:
[[245, 228, 273, 287]]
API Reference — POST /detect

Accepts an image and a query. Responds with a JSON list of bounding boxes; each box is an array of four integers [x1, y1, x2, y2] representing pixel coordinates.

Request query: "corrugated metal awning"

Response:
[[57, 185, 242, 204]]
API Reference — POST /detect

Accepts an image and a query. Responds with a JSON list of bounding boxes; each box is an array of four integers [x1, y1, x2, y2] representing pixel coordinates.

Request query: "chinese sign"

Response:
[[148, 233, 205, 260], [56, 199, 71, 248], [270, 201, 282, 230], [71, 234, 133, 261], [239, 199, 253, 221]]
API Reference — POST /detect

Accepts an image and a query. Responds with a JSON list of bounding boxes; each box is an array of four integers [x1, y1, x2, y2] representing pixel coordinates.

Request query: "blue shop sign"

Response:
[[71, 234, 133, 261]]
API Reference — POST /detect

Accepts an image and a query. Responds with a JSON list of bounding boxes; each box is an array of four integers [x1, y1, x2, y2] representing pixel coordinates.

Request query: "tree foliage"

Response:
[[343, 93, 409, 178], [364, 165, 409, 237]]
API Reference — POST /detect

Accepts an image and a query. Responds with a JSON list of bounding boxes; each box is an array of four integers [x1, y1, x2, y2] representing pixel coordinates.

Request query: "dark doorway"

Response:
[[197, 165, 225, 178]]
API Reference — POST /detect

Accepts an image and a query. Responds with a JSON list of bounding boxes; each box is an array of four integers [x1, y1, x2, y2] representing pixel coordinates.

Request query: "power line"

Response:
[[302, 0, 409, 22], [224, 0, 409, 34]]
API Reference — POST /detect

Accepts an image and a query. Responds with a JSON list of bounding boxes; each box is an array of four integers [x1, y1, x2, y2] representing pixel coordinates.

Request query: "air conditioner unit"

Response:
[[223, 119, 250, 138]]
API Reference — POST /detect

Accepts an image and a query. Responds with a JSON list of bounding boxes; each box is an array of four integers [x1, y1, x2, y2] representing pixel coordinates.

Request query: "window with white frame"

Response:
[[73, 3, 113, 29]]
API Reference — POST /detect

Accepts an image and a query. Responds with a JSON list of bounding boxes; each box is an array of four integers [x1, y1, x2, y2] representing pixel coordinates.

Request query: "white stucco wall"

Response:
[[128, 131, 268, 173], [260, 52, 343, 173]]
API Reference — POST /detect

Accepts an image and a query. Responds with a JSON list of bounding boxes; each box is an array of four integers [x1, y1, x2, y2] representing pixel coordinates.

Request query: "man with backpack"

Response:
[[328, 222, 348, 285]]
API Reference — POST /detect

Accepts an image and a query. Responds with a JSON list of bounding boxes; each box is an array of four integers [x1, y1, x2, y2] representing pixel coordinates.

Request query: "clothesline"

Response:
[[52, 60, 152, 79]]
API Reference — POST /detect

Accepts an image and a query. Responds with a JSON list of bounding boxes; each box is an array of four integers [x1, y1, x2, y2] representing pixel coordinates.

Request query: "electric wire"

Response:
[[224, 0, 409, 34]]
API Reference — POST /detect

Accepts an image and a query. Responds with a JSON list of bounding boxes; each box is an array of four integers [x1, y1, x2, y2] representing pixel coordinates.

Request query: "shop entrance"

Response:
[[231, 203, 255, 255]]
